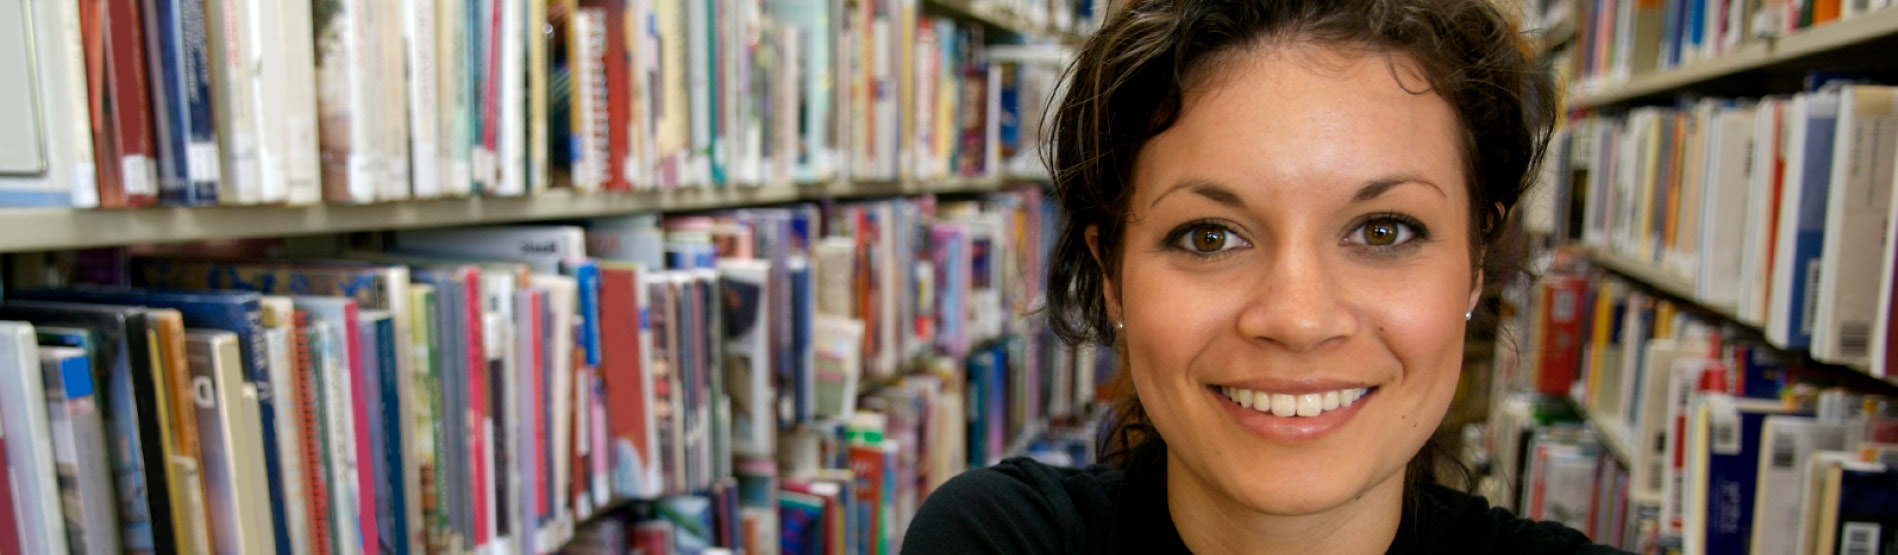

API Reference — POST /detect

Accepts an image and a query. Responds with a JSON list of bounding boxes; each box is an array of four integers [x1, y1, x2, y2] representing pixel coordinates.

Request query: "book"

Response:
[[0, 321, 68, 554], [294, 296, 377, 555], [0, 406, 19, 555], [147, 0, 221, 206], [0, 0, 98, 208], [146, 307, 216, 555], [252, 0, 323, 206], [1765, 90, 1840, 350], [202, 0, 263, 205], [79, 0, 160, 208], [39, 345, 123, 555], [183, 330, 275, 555], [1750, 415, 1850, 555], [0, 301, 176, 554], [1811, 85, 1898, 367], [720, 259, 775, 458], [598, 262, 663, 499], [312, 0, 380, 203], [263, 297, 313, 555], [359, 310, 412, 555]]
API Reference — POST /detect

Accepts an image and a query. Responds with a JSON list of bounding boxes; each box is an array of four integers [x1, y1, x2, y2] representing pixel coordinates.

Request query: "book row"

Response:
[[1541, 82, 1898, 374], [1491, 252, 1898, 554], [1557, 0, 1895, 95], [0, 0, 1097, 209], [0, 185, 1102, 555]]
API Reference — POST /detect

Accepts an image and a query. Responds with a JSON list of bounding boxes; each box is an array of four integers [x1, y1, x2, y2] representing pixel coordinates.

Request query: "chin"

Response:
[[1207, 444, 1405, 517]]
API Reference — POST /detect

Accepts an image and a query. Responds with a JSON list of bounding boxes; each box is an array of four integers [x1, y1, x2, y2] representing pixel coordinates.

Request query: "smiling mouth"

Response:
[[1208, 384, 1378, 418]]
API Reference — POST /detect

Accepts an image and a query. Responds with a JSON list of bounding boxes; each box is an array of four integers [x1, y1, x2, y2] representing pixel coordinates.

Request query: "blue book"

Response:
[[11, 289, 281, 553], [1783, 93, 1840, 349], [360, 311, 410, 555], [563, 259, 604, 367], [1830, 466, 1898, 554], [1700, 396, 1787, 554], [0, 302, 173, 553], [144, 0, 219, 205]]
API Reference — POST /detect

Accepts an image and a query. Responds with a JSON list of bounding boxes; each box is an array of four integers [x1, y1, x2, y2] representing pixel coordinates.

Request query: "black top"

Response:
[[902, 441, 1632, 554]]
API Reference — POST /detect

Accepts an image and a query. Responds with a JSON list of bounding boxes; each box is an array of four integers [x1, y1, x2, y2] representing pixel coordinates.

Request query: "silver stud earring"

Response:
[[1464, 311, 1473, 321], [1115, 321, 1125, 331]]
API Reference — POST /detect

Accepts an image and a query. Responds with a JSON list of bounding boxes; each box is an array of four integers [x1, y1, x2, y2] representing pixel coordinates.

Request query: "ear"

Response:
[[1086, 224, 1122, 321]]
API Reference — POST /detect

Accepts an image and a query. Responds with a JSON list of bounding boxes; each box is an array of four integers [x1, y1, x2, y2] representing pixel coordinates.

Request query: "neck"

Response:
[[1166, 451, 1406, 555]]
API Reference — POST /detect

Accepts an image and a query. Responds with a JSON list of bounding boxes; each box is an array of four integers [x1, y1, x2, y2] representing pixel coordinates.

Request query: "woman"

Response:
[[905, 1, 1624, 553]]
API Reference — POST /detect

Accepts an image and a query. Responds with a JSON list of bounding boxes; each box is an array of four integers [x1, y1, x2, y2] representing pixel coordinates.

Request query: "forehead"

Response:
[[1131, 43, 1466, 207]]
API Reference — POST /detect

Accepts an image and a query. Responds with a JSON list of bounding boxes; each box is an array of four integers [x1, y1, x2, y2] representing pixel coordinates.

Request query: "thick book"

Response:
[[598, 262, 663, 499], [311, 0, 379, 203], [202, 0, 263, 205], [183, 330, 276, 555], [1683, 394, 1787, 554], [720, 259, 775, 458], [0, 0, 98, 208], [1766, 91, 1840, 350], [1750, 415, 1849, 555], [40, 345, 123, 555], [0, 321, 68, 554], [79, 0, 160, 208], [1812, 85, 1898, 368], [252, 0, 323, 205]]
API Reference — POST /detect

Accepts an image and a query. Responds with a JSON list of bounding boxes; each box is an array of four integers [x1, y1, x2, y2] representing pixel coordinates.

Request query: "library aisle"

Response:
[[1488, 1, 1898, 554], [0, 0, 1106, 554]]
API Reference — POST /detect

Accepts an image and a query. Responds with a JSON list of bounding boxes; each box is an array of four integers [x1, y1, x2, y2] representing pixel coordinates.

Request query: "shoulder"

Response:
[[901, 458, 1122, 555], [1399, 484, 1632, 555]]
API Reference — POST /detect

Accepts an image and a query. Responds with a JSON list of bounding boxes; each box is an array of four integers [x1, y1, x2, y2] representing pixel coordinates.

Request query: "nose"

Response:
[[1234, 245, 1357, 352]]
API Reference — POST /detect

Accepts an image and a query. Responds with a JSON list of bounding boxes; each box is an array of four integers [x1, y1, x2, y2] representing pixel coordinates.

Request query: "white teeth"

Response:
[[1219, 386, 1370, 418], [1271, 394, 1296, 417], [1297, 394, 1322, 416]]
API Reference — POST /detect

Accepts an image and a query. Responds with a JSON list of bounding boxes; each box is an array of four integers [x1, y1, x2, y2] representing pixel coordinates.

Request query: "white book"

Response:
[[380, 0, 413, 202], [0, 322, 67, 554], [685, 0, 712, 187], [1694, 103, 1758, 311], [1768, 91, 1841, 350], [1631, 339, 1705, 501], [255, 0, 324, 205], [184, 331, 275, 555], [0, 0, 97, 208], [573, 8, 607, 192], [1750, 416, 1848, 555], [407, 0, 442, 199], [1738, 97, 1785, 326], [205, 0, 264, 204], [1812, 85, 1898, 367], [496, 0, 528, 196], [260, 297, 313, 555]]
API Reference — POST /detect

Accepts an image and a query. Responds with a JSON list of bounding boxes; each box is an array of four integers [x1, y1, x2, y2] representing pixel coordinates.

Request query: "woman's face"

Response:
[[1103, 44, 1476, 518]]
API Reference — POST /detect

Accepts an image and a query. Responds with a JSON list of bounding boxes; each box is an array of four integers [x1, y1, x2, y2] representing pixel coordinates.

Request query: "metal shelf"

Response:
[[1567, 7, 1898, 109], [0, 177, 1030, 253]]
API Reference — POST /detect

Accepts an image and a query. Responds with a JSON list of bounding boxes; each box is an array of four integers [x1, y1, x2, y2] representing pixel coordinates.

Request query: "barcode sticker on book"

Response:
[[1771, 428, 1797, 469], [1843, 522, 1879, 555], [121, 156, 155, 196], [1841, 321, 1872, 360], [187, 141, 221, 183]]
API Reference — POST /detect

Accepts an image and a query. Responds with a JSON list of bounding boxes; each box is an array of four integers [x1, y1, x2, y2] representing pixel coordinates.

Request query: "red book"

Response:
[[597, 264, 659, 498], [526, 288, 548, 522], [0, 410, 20, 555], [292, 311, 334, 555], [585, 0, 630, 191], [1534, 275, 1589, 396], [78, 0, 160, 209], [848, 446, 885, 554]]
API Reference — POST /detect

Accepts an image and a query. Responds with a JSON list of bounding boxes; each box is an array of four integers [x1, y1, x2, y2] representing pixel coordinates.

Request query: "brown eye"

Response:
[[1172, 223, 1249, 254], [1348, 217, 1418, 248], [1193, 226, 1226, 252]]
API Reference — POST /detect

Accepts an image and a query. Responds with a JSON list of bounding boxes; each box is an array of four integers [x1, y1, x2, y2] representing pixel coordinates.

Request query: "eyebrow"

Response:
[[1148, 174, 1447, 210], [1148, 179, 1246, 210], [1353, 174, 1446, 202]]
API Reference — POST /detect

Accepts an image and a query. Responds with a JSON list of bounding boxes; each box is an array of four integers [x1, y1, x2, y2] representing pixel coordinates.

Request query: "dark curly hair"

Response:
[[1041, 0, 1557, 486]]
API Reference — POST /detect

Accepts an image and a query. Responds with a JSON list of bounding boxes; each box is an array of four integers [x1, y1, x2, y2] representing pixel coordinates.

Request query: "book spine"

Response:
[[101, 0, 160, 207], [408, 0, 443, 199], [205, 0, 262, 205], [294, 312, 336, 555]]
